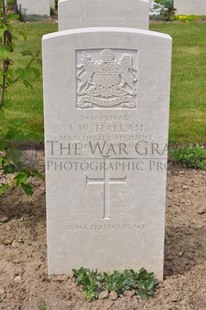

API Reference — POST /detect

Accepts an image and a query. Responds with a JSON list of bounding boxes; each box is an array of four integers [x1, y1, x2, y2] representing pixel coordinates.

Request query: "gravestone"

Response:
[[174, 0, 206, 15], [58, 0, 149, 31], [43, 1, 172, 281], [49, 0, 55, 9], [17, 0, 50, 16]]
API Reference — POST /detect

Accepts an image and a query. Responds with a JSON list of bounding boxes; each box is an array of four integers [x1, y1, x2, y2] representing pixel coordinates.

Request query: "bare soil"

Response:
[[0, 151, 206, 310]]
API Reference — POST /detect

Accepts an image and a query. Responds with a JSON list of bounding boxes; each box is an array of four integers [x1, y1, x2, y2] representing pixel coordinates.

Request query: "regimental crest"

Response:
[[76, 49, 138, 109]]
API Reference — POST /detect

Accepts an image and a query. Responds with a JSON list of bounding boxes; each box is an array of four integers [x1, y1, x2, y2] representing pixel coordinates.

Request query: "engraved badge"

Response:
[[76, 49, 138, 109]]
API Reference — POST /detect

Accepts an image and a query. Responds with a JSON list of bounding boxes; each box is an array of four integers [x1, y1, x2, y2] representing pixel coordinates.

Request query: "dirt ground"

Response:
[[0, 151, 206, 310]]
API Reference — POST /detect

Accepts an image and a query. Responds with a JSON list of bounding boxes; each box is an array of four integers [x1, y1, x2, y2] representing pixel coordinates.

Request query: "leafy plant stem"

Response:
[[0, 0, 8, 108], [0, 0, 41, 108], [5, 51, 39, 89]]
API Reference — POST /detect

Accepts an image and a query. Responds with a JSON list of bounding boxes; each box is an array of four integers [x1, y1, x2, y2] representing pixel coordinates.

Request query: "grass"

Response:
[[150, 22, 206, 143], [170, 144, 206, 169], [0, 21, 206, 143], [38, 299, 46, 310]]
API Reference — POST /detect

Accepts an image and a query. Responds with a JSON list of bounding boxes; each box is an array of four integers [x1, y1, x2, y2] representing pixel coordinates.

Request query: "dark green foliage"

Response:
[[73, 267, 157, 301], [7, 0, 15, 5], [170, 144, 206, 170], [50, 7, 55, 16], [0, 131, 44, 196], [55, 0, 59, 10]]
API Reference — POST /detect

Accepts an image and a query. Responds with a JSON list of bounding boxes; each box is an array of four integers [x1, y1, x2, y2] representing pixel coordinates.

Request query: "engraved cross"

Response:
[[86, 157, 127, 220]]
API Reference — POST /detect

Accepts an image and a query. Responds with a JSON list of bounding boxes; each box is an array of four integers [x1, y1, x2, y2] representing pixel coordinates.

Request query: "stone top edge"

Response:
[[58, 0, 149, 3], [42, 27, 172, 41]]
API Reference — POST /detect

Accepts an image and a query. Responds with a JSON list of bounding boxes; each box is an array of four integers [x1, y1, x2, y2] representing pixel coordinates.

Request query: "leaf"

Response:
[[21, 183, 33, 196], [84, 289, 96, 301], [36, 58, 42, 66], [31, 67, 40, 78], [30, 169, 44, 180], [0, 45, 11, 59], [0, 156, 4, 165], [0, 184, 9, 195], [5, 91, 11, 99], [6, 13, 19, 21], [18, 31, 27, 40], [15, 68, 26, 79], [14, 172, 28, 186], [3, 164, 16, 174], [5, 130, 17, 140], [6, 147, 22, 162], [23, 79, 33, 89], [6, 69, 15, 85], [0, 140, 8, 150], [147, 279, 155, 290], [15, 161, 24, 171], [0, 25, 8, 37], [21, 50, 33, 57]]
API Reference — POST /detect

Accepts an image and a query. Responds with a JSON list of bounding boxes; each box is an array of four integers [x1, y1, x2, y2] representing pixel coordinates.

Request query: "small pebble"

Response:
[[109, 291, 118, 301], [14, 276, 22, 283], [197, 207, 206, 215], [170, 293, 180, 302], [0, 215, 9, 223], [12, 241, 19, 248], [5, 225, 11, 231], [99, 290, 109, 300], [124, 290, 135, 298]]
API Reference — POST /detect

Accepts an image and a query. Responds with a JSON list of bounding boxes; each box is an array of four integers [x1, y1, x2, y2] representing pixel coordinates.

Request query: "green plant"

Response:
[[150, 0, 175, 21], [0, 0, 41, 108], [0, 130, 44, 196], [6, 0, 15, 6], [170, 144, 206, 169], [161, 0, 176, 21], [50, 6, 55, 16], [55, 0, 59, 10], [174, 14, 204, 23], [0, 0, 43, 196], [38, 299, 46, 310], [73, 267, 157, 301]]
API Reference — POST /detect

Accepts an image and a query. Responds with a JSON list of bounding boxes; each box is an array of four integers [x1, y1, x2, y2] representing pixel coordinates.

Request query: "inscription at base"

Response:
[[65, 223, 146, 231]]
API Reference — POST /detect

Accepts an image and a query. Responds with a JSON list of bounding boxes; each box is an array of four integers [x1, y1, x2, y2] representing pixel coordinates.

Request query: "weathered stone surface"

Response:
[[174, 0, 206, 15], [17, 0, 50, 16], [49, 0, 55, 8], [43, 27, 172, 281], [58, 0, 149, 31]]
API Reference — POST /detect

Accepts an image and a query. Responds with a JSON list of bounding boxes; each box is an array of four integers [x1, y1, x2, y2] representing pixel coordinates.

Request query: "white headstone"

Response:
[[17, 0, 50, 16], [58, 0, 149, 31], [43, 26, 172, 281], [174, 0, 206, 15], [49, 0, 55, 9]]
